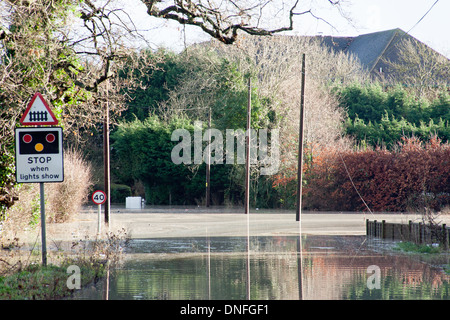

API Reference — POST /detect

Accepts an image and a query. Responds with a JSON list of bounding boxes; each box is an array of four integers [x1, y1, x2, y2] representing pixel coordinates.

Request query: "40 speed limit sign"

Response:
[[92, 190, 106, 205]]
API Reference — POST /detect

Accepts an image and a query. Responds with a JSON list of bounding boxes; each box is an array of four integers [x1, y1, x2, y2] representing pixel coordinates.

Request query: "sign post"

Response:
[[15, 92, 61, 266], [92, 190, 106, 235], [39, 183, 47, 266]]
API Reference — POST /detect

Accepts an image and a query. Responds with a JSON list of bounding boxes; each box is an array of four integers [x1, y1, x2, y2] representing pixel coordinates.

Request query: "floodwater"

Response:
[[71, 235, 450, 300]]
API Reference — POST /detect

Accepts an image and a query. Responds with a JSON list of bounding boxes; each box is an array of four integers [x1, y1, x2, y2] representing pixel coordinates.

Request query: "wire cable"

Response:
[[406, 0, 440, 34], [338, 151, 375, 220]]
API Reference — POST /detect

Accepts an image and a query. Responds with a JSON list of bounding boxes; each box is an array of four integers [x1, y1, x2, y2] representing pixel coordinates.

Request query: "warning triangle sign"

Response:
[[20, 92, 59, 125]]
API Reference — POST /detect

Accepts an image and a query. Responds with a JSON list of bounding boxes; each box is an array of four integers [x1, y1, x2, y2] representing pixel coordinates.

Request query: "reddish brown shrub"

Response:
[[303, 137, 450, 212]]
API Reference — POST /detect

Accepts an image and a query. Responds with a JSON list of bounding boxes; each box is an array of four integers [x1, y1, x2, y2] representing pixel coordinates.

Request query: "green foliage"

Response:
[[113, 48, 279, 206], [0, 144, 16, 219], [29, 194, 41, 227], [112, 116, 200, 205], [335, 82, 450, 148], [211, 60, 273, 131], [120, 49, 186, 121], [444, 265, 450, 275], [110, 184, 132, 203], [394, 241, 441, 254], [92, 183, 132, 203]]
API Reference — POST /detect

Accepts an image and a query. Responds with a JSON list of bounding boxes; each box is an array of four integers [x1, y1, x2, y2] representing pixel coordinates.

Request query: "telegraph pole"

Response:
[[206, 107, 211, 207], [245, 77, 251, 214], [103, 80, 111, 225], [296, 54, 306, 222]]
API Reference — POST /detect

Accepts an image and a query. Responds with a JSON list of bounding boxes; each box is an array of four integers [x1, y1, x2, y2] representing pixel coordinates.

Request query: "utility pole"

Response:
[[296, 54, 306, 222], [103, 79, 111, 226], [206, 107, 211, 207], [245, 77, 251, 214]]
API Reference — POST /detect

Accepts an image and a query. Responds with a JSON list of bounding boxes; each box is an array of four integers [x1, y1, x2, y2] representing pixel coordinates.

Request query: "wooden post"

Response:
[[244, 77, 251, 214], [442, 224, 447, 249], [206, 107, 211, 208], [296, 53, 306, 222], [103, 80, 110, 226], [419, 222, 423, 244], [408, 220, 412, 242], [373, 220, 378, 238], [445, 227, 450, 250]]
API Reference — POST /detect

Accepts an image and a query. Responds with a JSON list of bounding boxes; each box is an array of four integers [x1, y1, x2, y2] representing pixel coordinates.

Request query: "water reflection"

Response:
[[71, 235, 450, 300]]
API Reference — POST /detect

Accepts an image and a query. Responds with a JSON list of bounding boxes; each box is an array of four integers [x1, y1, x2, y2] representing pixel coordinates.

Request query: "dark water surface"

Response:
[[72, 235, 450, 300]]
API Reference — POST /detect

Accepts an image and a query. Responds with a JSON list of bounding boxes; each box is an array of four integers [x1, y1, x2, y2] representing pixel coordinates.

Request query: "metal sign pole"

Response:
[[98, 204, 102, 235], [40, 182, 47, 266], [92, 190, 106, 236]]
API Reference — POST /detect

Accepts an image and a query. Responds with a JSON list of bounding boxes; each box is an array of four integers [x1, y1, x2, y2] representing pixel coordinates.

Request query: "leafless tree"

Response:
[[208, 36, 366, 166], [140, 0, 346, 44], [382, 38, 450, 98]]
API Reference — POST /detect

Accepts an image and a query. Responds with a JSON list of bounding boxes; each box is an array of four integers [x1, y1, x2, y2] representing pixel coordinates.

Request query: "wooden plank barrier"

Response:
[[366, 219, 450, 249]]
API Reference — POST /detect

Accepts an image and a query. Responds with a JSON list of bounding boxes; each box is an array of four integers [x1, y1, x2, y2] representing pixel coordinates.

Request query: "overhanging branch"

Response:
[[142, 0, 327, 44]]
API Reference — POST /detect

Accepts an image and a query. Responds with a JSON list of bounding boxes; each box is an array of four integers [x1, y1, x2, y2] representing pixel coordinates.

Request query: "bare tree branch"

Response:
[[140, 0, 340, 44]]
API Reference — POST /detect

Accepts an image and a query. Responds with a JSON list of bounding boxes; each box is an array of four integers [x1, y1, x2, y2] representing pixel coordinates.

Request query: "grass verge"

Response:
[[0, 259, 106, 300], [393, 241, 442, 254], [0, 229, 128, 300]]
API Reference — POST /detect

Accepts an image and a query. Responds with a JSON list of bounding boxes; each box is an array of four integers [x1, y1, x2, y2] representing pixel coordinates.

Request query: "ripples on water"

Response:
[[72, 235, 450, 300]]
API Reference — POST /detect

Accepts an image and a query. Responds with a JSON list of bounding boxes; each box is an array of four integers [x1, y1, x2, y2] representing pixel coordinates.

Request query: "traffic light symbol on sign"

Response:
[[19, 130, 59, 154]]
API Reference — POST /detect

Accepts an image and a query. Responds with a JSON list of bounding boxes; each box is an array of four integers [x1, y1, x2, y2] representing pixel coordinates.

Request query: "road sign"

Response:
[[20, 92, 59, 125], [92, 190, 106, 205], [15, 127, 64, 183]]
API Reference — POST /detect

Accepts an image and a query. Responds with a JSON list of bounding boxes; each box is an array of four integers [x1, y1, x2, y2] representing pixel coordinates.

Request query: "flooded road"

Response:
[[72, 235, 450, 300]]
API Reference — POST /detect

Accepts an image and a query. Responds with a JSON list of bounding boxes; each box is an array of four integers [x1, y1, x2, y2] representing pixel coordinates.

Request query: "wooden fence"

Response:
[[366, 219, 450, 249]]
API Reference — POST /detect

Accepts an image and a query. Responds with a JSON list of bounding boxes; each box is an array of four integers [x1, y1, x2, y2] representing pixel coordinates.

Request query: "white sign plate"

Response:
[[15, 127, 64, 183]]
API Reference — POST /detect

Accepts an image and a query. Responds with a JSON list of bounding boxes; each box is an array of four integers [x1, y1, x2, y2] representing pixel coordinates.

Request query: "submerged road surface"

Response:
[[28, 205, 438, 243]]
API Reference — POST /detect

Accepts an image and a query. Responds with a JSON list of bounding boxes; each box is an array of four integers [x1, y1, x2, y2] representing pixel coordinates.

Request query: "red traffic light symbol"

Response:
[[46, 133, 55, 143], [23, 134, 32, 143]]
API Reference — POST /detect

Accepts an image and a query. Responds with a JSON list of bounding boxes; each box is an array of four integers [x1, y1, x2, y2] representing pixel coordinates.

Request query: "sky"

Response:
[[303, 0, 450, 57], [122, 0, 450, 58]]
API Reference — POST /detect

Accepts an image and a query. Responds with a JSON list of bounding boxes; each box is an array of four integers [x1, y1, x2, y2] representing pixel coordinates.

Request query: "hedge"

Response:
[[303, 137, 450, 212]]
